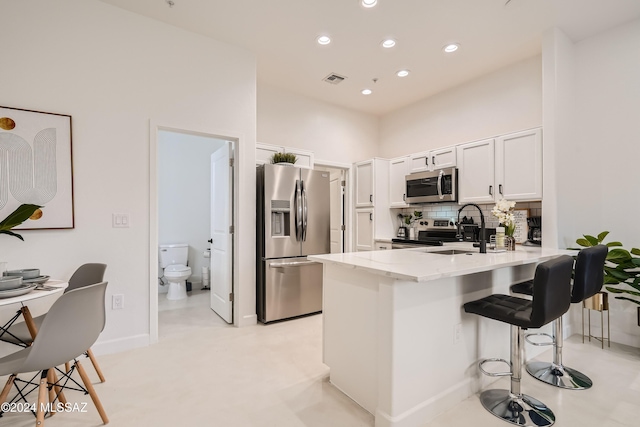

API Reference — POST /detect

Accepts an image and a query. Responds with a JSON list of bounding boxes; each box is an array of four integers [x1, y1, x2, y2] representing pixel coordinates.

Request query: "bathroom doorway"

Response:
[[153, 127, 237, 339]]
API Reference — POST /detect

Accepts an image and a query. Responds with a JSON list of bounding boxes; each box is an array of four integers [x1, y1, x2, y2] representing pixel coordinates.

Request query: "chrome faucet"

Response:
[[457, 203, 487, 253]]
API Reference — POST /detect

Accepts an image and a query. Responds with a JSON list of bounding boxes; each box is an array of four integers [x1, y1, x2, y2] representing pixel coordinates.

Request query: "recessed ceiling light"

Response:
[[381, 39, 396, 48], [361, 0, 377, 8], [361, 89, 372, 95], [396, 69, 410, 77], [317, 35, 331, 45], [443, 43, 460, 53]]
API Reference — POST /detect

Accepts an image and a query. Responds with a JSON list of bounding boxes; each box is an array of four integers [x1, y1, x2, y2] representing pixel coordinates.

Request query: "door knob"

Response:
[[208, 239, 213, 243]]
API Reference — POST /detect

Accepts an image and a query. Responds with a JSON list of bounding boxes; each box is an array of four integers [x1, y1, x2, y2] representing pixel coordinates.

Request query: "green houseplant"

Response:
[[270, 152, 297, 165], [573, 231, 640, 306], [0, 204, 43, 241]]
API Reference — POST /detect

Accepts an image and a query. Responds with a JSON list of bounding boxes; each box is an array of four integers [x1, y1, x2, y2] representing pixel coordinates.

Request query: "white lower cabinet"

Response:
[[355, 209, 374, 251], [374, 241, 392, 250]]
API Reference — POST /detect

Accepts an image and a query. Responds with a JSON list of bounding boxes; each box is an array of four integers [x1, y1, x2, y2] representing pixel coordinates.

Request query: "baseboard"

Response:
[[238, 313, 257, 327], [91, 334, 150, 356], [374, 378, 476, 427]]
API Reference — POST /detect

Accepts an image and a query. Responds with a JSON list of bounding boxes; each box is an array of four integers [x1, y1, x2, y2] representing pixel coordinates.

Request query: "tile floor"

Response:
[[1, 290, 639, 426]]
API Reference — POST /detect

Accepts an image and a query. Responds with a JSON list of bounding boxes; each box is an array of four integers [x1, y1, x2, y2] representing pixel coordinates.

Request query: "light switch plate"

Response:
[[112, 213, 130, 228]]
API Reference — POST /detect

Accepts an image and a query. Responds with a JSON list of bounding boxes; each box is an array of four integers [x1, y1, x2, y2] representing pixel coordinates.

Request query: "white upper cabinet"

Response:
[[456, 128, 543, 204], [355, 160, 374, 208], [409, 151, 430, 173], [457, 139, 496, 204], [495, 128, 542, 201], [255, 142, 314, 169], [409, 147, 457, 173], [431, 146, 457, 170], [256, 142, 281, 165], [389, 156, 409, 207]]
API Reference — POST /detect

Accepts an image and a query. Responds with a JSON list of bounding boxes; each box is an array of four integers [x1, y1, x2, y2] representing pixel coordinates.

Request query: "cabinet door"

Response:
[[355, 160, 374, 208], [457, 139, 496, 204], [496, 128, 542, 201], [256, 142, 282, 165], [431, 146, 457, 170], [409, 151, 430, 173], [355, 209, 374, 251], [389, 156, 409, 207], [285, 147, 314, 169]]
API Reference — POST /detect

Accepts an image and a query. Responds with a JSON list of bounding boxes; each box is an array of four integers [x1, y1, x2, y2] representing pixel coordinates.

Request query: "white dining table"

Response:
[[0, 280, 68, 344]]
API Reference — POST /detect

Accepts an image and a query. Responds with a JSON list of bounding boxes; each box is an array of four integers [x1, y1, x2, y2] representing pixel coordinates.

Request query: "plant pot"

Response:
[[583, 292, 608, 311], [505, 236, 516, 251]]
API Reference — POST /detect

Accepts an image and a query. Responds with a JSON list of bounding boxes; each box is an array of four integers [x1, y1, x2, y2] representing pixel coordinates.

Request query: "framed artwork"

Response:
[[0, 106, 74, 229], [512, 208, 529, 244]]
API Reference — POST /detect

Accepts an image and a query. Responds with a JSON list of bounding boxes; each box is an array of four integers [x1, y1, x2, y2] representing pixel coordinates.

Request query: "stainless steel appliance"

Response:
[[256, 164, 330, 323], [526, 216, 542, 246], [405, 167, 458, 204], [391, 219, 459, 249]]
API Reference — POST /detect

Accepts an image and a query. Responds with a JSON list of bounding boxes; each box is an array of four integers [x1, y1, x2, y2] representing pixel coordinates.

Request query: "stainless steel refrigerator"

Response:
[[256, 164, 330, 323]]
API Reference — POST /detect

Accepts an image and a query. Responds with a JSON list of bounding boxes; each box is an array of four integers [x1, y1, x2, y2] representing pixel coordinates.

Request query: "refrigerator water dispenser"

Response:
[[271, 200, 290, 237]]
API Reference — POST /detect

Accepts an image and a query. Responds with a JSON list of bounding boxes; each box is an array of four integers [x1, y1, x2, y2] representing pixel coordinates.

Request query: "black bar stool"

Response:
[[510, 245, 608, 390], [464, 255, 574, 427]]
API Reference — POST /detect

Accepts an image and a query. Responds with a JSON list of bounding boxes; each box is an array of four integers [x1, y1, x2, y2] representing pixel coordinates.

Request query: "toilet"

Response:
[[159, 243, 192, 301]]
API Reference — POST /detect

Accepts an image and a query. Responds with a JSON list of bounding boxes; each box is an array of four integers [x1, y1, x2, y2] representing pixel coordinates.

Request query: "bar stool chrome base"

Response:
[[526, 361, 593, 390], [480, 389, 555, 427]]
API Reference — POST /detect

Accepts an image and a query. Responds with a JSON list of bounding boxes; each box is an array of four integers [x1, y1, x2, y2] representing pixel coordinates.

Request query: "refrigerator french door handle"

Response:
[[301, 180, 308, 241], [295, 180, 303, 241], [437, 169, 444, 199]]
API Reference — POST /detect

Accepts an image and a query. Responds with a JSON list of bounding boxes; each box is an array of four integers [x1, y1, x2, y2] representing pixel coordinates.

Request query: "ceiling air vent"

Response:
[[323, 73, 347, 85]]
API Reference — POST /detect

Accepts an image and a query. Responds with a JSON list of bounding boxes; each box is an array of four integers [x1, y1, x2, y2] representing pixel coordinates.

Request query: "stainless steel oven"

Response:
[[405, 167, 457, 204]]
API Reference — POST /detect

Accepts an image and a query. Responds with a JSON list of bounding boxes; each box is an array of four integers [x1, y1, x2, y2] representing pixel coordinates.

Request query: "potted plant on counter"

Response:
[[573, 231, 640, 325]]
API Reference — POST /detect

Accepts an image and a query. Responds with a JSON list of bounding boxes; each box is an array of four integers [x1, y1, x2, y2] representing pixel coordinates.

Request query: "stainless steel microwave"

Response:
[[405, 167, 458, 204]]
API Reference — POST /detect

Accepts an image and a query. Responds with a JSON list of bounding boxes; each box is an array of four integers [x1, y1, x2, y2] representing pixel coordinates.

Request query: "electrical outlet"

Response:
[[454, 323, 462, 345], [112, 294, 124, 310]]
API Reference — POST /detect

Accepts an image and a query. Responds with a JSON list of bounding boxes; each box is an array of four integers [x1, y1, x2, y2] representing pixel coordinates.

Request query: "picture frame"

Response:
[[512, 208, 529, 244], [0, 106, 74, 230]]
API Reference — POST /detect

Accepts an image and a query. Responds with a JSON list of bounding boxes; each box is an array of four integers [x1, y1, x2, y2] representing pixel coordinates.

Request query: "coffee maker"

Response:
[[527, 216, 542, 245]]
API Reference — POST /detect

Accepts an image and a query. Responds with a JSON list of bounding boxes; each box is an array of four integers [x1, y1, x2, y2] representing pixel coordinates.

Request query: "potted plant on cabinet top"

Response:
[[573, 231, 640, 325], [270, 152, 297, 165]]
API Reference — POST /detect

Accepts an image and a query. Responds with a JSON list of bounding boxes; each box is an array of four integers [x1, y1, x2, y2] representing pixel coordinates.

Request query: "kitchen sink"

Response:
[[427, 249, 475, 255]]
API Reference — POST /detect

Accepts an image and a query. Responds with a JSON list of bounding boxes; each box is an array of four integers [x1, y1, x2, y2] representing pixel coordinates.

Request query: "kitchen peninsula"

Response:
[[309, 244, 573, 427]]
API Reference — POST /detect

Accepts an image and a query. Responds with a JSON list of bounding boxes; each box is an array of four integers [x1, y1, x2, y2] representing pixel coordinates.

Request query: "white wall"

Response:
[[158, 131, 226, 285], [257, 82, 379, 164], [0, 0, 257, 352], [379, 56, 542, 158], [545, 19, 640, 347]]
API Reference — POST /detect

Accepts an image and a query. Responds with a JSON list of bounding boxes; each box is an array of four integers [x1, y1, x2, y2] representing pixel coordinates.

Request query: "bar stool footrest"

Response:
[[524, 332, 554, 346], [479, 358, 512, 377]]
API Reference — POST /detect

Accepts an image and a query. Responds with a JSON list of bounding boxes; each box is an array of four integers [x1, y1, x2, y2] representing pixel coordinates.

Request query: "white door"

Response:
[[329, 170, 344, 253], [210, 143, 233, 323]]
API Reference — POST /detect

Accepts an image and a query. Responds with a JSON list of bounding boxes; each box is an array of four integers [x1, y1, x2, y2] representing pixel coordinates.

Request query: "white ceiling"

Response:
[[100, 0, 640, 116]]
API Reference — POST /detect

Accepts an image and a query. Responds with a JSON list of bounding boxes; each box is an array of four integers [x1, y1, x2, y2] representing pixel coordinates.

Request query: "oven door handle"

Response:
[[269, 260, 317, 268]]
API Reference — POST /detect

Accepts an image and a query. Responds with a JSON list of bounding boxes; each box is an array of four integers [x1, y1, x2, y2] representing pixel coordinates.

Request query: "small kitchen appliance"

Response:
[[405, 168, 458, 204], [527, 216, 542, 245]]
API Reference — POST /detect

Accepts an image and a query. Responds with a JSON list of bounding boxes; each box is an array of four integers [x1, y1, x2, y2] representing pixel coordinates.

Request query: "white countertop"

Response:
[[309, 243, 576, 282]]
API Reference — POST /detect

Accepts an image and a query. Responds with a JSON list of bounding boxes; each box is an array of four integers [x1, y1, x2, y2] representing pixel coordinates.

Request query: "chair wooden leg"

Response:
[[47, 370, 56, 416], [21, 306, 39, 339], [65, 362, 70, 373], [36, 371, 48, 426], [76, 361, 109, 424], [0, 374, 16, 406], [86, 348, 106, 383], [50, 370, 67, 405]]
